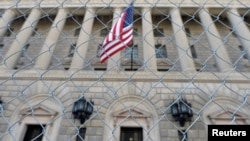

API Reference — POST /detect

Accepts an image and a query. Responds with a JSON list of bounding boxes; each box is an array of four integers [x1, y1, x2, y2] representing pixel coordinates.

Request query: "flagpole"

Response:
[[131, 46, 133, 70], [130, 0, 134, 70]]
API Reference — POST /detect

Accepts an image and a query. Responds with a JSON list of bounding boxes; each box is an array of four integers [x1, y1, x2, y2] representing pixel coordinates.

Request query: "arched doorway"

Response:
[[202, 97, 250, 125], [3, 95, 62, 141], [103, 95, 160, 141]]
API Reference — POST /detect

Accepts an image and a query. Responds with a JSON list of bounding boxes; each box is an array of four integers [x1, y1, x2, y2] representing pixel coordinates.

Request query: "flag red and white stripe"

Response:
[[100, 3, 133, 63]]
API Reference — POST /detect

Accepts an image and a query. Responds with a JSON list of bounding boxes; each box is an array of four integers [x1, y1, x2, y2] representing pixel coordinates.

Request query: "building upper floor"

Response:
[[0, 1, 250, 73]]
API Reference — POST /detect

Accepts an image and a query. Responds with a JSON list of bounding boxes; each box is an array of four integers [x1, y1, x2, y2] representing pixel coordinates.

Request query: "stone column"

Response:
[[35, 8, 68, 69], [70, 8, 95, 70], [199, 8, 233, 72], [107, 7, 122, 70], [170, 8, 196, 73], [227, 8, 250, 63], [2, 8, 41, 69], [142, 7, 157, 71], [0, 9, 17, 41]]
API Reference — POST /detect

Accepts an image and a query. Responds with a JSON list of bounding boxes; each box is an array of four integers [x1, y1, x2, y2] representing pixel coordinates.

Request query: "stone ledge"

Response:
[[0, 70, 249, 83], [0, 0, 248, 8]]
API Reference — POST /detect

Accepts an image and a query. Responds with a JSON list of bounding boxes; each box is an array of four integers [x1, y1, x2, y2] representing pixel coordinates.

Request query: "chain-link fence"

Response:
[[0, 0, 250, 141]]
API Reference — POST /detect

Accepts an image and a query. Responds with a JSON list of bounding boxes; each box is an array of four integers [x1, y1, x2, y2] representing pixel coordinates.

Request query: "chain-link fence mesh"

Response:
[[0, 0, 250, 141]]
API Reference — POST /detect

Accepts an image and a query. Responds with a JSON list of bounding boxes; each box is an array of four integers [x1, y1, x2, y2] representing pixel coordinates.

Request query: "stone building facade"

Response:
[[0, 0, 250, 141]]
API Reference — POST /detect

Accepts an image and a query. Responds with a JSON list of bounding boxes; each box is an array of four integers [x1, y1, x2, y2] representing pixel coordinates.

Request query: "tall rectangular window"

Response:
[[68, 44, 76, 57], [239, 45, 248, 59], [133, 28, 139, 36], [74, 28, 80, 36], [76, 128, 86, 141], [153, 28, 164, 37], [125, 44, 138, 59], [32, 28, 38, 36], [100, 28, 109, 36], [5, 28, 14, 37], [21, 44, 30, 57], [23, 125, 45, 141], [185, 28, 191, 37], [96, 44, 102, 58], [178, 130, 188, 141], [0, 44, 4, 52], [190, 45, 197, 58], [155, 44, 167, 58]]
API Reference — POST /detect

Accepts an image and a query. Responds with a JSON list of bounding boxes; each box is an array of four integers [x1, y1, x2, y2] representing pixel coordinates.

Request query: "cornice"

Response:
[[0, 70, 249, 83], [0, 0, 249, 9]]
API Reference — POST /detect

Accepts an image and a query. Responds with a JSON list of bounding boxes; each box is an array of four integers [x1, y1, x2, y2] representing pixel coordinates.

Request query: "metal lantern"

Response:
[[85, 100, 94, 116], [170, 99, 193, 127], [170, 102, 179, 119], [72, 97, 94, 124], [179, 101, 189, 116]]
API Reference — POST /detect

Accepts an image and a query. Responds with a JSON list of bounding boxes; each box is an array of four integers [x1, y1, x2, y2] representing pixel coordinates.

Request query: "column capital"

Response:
[[111, 7, 122, 20], [113, 7, 122, 10], [5, 9, 18, 17], [169, 7, 179, 14], [57, 7, 69, 14], [198, 7, 209, 13], [141, 7, 151, 13], [226, 8, 238, 13], [86, 7, 96, 13]]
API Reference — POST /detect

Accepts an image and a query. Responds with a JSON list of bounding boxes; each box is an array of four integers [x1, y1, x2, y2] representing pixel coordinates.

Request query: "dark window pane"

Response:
[[153, 28, 164, 37], [68, 44, 76, 57], [96, 44, 102, 57], [5, 28, 14, 37], [185, 28, 191, 37], [32, 28, 38, 36], [133, 28, 138, 36], [75, 28, 80, 36], [155, 44, 167, 58], [125, 44, 138, 59], [100, 28, 109, 36], [23, 125, 45, 141], [190, 45, 197, 58], [120, 127, 142, 141]]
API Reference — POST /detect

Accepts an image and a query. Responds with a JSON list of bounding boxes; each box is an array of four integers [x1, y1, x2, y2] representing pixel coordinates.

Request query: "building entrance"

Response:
[[120, 127, 143, 141]]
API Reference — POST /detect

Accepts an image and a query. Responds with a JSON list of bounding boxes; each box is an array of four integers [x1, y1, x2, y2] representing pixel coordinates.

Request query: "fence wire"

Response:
[[0, 0, 250, 141]]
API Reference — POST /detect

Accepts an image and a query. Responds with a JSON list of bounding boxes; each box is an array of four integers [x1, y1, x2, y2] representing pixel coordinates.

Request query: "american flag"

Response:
[[100, 2, 134, 63]]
